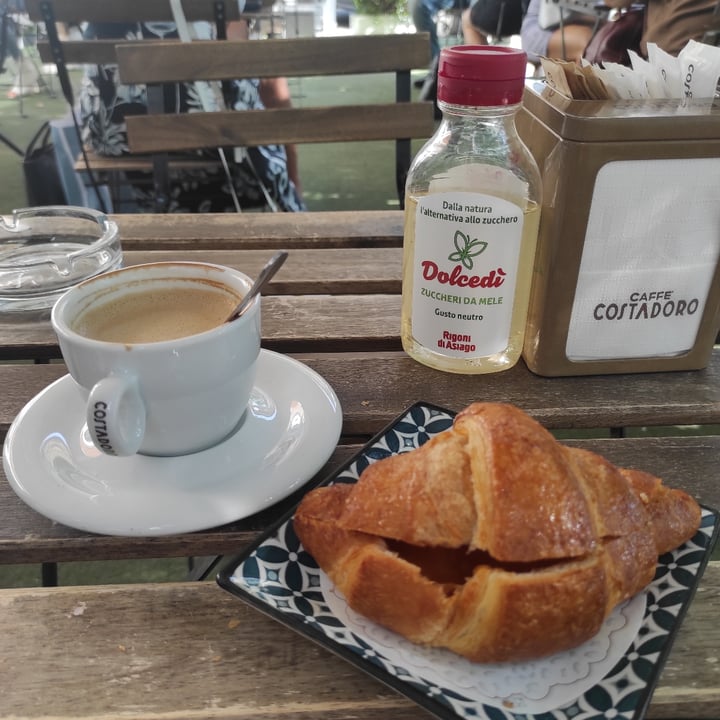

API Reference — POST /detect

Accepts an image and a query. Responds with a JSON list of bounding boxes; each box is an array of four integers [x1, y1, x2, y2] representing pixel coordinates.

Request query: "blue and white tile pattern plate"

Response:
[[218, 402, 719, 720]]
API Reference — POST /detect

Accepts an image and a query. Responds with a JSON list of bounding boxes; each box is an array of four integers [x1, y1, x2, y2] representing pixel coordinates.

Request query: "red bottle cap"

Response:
[[437, 45, 528, 107]]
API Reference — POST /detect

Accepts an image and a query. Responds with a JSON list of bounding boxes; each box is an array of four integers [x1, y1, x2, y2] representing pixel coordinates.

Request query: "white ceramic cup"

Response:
[[51, 262, 261, 457]]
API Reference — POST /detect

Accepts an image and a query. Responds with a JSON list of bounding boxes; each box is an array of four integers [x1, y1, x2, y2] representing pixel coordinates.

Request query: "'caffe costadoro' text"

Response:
[[593, 289, 699, 321]]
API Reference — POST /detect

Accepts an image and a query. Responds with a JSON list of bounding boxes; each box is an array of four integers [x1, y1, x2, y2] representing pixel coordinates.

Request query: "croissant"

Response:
[[294, 402, 701, 663]]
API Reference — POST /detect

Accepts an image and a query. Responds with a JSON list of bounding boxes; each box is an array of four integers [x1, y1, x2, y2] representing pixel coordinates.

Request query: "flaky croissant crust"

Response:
[[294, 403, 701, 663]]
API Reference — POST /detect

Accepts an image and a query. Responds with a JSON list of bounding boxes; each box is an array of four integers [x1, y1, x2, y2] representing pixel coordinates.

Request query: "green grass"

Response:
[[0, 558, 192, 588], [0, 71, 71, 213]]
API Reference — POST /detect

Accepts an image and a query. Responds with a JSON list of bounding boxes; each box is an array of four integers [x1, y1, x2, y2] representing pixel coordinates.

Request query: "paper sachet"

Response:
[[541, 39, 720, 103]]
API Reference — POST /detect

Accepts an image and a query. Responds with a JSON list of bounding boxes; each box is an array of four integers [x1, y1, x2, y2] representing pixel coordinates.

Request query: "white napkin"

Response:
[[566, 157, 720, 360]]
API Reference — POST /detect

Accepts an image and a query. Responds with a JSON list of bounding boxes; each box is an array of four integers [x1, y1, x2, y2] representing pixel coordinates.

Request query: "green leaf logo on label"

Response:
[[448, 230, 487, 270]]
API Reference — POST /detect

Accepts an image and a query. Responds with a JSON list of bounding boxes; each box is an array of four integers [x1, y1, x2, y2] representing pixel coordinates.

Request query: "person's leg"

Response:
[[409, 0, 442, 61], [462, 6, 489, 43], [546, 23, 593, 62], [7, 25, 40, 98], [465, 0, 527, 43]]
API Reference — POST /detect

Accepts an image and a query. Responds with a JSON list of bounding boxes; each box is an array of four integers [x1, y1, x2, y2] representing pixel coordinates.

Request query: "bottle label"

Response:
[[565, 158, 720, 360], [412, 192, 524, 357]]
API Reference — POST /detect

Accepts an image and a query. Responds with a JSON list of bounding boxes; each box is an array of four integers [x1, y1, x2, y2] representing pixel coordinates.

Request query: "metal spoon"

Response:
[[226, 251, 288, 322]]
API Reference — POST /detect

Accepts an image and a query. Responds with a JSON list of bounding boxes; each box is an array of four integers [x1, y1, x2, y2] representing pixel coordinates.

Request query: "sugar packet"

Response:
[[645, 43, 682, 98], [541, 38, 720, 102], [542, 57, 611, 100], [627, 49, 668, 98], [599, 60, 650, 99], [677, 39, 720, 105]]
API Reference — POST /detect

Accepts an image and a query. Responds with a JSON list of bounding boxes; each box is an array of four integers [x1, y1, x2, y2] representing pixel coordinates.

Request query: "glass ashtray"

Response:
[[0, 205, 123, 316]]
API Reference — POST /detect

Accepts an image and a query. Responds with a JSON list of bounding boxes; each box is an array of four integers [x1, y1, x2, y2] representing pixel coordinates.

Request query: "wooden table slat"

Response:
[[122, 247, 402, 294], [112, 210, 404, 249], [1, 568, 717, 719], [1, 434, 718, 564], [3, 352, 720, 441]]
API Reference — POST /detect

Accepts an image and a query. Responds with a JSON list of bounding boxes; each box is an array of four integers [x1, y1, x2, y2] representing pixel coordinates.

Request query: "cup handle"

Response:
[[86, 376, 146, 457]]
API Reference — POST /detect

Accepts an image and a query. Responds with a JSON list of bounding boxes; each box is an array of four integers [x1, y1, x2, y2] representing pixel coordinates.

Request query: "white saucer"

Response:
[[3, 350, 342, 536]]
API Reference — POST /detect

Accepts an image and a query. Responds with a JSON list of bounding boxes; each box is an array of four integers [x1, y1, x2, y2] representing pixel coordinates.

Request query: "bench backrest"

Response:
[[26, 0, 241, 22], [27, 1, 434, 211], [27, 0, 238, 115], [27, 0, 238, 65], [114, 34, 434, 208]]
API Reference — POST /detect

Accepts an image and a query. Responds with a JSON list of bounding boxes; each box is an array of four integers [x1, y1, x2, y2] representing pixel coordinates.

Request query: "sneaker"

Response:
[[6, 85, 41, 99]]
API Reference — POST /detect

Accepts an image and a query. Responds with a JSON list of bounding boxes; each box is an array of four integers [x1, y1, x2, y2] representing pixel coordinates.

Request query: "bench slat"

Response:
[[26, 0, 243, 23], [0, 293, 401, 360], [116, 35, 432, 83], [1, 569, 718, 718], [1, 435, 719, 563], [37, 38, 120, 64], [125, 103, 435, 153], [2, 354, 720, 439], [111, 210, 405, 250]]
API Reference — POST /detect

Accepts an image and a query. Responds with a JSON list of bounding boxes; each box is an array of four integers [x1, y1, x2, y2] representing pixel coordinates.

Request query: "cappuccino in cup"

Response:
[[72, 282, 242, 344], [52, 262, 262, 457]]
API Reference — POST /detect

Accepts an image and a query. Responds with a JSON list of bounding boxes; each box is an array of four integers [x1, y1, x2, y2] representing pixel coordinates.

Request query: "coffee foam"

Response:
[[72, 278, 242, 344]]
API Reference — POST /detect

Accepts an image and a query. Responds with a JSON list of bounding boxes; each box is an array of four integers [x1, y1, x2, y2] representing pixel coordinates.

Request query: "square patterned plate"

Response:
[[217, 402, 719, 720]]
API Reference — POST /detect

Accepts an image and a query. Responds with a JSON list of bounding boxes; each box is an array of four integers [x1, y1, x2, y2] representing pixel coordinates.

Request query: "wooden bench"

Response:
[[27, 0, 244, 67], [29, 1, 434, 212], [25, 0, 267, 210], [114, 33, 434, 210]]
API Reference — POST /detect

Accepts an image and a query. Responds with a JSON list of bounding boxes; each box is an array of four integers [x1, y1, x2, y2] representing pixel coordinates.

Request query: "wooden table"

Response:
[[0, 211, 718, 719]]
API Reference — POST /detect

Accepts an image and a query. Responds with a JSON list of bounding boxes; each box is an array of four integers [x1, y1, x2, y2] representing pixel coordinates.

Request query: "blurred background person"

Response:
[[79, 19, 304, 213], [410, 0, 469, 80], [1, 1, 41, 99], [603, 0, 719, 55], [521, 0, 600, 63], [462, 0, 529, 44]]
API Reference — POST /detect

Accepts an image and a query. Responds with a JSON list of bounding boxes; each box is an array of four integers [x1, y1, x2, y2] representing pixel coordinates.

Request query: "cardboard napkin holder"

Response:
[[516, 80, 720, 376]]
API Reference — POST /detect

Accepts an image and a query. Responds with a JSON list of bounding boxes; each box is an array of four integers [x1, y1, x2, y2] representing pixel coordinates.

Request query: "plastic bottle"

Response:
[[401, 45, 542, 374]]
